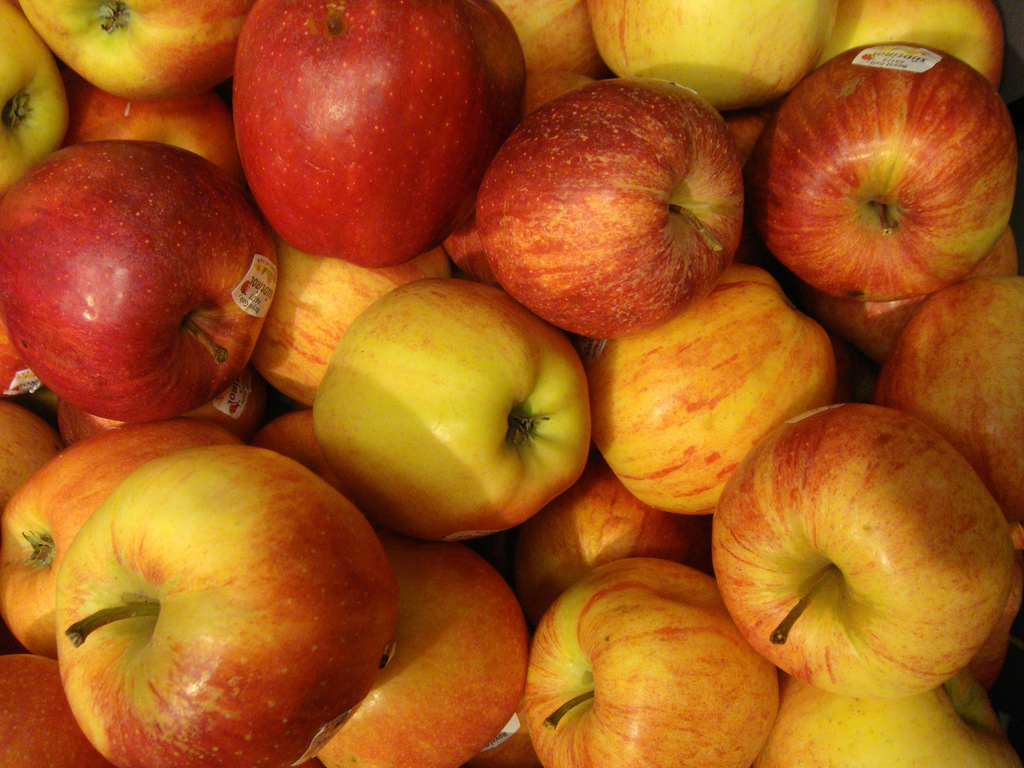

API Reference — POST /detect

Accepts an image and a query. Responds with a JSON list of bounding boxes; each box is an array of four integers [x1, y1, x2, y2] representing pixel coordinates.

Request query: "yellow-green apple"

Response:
[[586, 0, 837, 110], [746, 43, 1018, 302], [475, 76, 745, 339], [752, 669, 1024, 768], [0, 398, 62, 512], [0, 417, 241, 658], [490, 0, 606, 76], [512, 448, 714, 627], [816, 0, 1006, 87], [316, 530, 529, 768], [54, 443, 399, 768], [524, 557, 779, 768], [250, 233, 452, 407], [0, 653, 116, 767], [0, 139, 277, 423], [712, 402, 1017, 699], [969, 550, 1024, 691], [232, 0, 525, 267], [60, 68, 244, 181], [18, 0, 256, 99], [584, 262, 836, 514], [249, 407, 344, 491], [873, 274, 1024, 524], [0, 0, 68, 196], [313, 277, 591, 541], [797, 225, 1018, 364], [55, 365, 269, 444]]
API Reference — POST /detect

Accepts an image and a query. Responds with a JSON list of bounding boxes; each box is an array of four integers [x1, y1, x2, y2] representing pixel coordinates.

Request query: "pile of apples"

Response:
[[0, 0, 1022, 765]]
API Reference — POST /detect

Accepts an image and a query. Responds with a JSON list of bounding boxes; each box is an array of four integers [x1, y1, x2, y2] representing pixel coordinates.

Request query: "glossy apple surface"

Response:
[[55, 443, 399, 768], [747, 43, 1017, 302], [712, 402, 1017, 699], [0, 140, 277, 423], [232, 0, 525, 267], [476, 76, 745, 339], [312, 277, 592, 541]]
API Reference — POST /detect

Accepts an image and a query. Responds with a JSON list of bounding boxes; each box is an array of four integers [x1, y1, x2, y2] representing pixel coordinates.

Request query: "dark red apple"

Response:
[[232, 0, 525, 268], [0, 140, 277, 423]]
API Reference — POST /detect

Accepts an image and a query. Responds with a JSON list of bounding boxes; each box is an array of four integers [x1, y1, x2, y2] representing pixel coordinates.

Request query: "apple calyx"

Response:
[[99, 0, 130, 33], [182, 314, 228, 364], [506, 407, 550, 447], [544, 689, 595, 729], [65, 599, 160, 648], [2, 91, 30, 130], [22, 529, 55, 570], [770, 563, 840, 645], [669, 204, 724, 252]]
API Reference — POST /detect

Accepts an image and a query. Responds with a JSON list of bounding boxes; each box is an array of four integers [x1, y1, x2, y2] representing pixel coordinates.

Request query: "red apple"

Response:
[[712, 402, 1017, 699], [60, 68, 244, 181], [0, 315, 41, 399], [232, 0, 526, 267], [0, 140, 277, 423], [249, 233, 452, 406], [0, 417, 242, 658], [316, 530, 529, 768], [249, 407, 343, 491], [872, 274, 1024, 524], [0, 653, 115, 767], [512, 448, 714, 627], [476, 76, 745, 339], [746, 43, 1017, 301]]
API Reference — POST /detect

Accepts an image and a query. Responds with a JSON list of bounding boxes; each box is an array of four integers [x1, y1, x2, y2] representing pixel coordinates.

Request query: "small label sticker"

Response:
[[785, 403, 846, 425], [232, 253, 277, 317], [211, 368, 253, 419], [4, 368, 42, 396], [852, 45, 942, 73], [480, 712, 521, 752]]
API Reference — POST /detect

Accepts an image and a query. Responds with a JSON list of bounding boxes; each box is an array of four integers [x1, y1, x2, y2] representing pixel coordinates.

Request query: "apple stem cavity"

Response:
[[22, 530, 55, 570], [669, 204, 723, 252], [769, 563, 839, 645], [65, 600, 160, 648], [182, 315, 228, 364], [98, 0, 131, 33], [506, 410, 549, 447], [866, 198, 899, 235], [544, 689, 595, 729], [2, 91, 30, 130]]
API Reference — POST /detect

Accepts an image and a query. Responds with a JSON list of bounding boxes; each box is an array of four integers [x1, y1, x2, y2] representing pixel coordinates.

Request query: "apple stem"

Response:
[[65, 600, 160, 648], [182, 315, 228, 364], [22, 530, 55, 570], [2, 92, 29, 130], [769, 564, 837, 645], [867, 199, 899, 235], [669, 204, 723, 252], [544, 689, 595, 729]]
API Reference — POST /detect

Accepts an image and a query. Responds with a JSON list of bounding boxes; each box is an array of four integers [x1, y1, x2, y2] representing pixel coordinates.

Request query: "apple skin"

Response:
[[312, 277, 592, 542], [232, 0, 526, 267], [586, 0, 837, 111], [872, 274, 1024, 525], [0, 653, 116, 767], [54, 443, 399, 768], [316, 530, 529, 768], [746, 43, 1018, 302], [752, 669, 1024, 768], [475, 76, 745, 340], [969, 549, 1024, 692], [60, 68, 244, 181], [816, 0, 1006, 87], [0, 0, 68, 195], [19, 0, 255, 99], [490, 0, 606, 77], [711, 402, 1017, 699], [584, 263, 836, 514], [0, 416, 242, 658], [512, 448, 714, 628], [523, 557, 779, 768], [0, 140, 277, 423], [0, 398, 63, 512], [249, 407, 344, 491], [249, 233, 452, 407], [797, 224, 1018, 364], [55, 365, 269, 445]]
